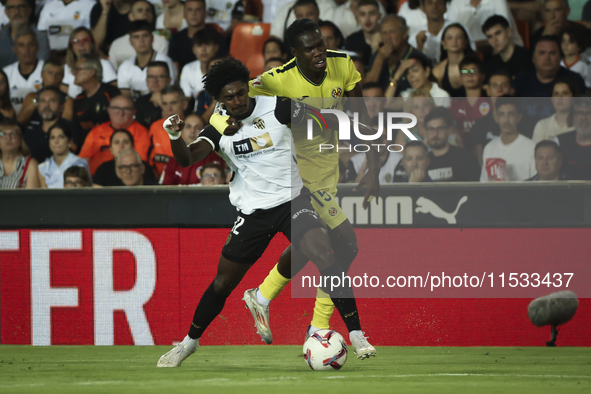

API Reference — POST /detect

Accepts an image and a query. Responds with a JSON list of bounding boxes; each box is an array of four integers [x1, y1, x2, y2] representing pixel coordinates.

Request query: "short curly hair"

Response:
[[203, 58, 251, 99]]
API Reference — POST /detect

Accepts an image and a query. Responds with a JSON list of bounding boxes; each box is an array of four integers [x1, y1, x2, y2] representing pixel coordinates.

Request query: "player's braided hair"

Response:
[[203, 58, 250, 99], [286, 18, 320, 49]]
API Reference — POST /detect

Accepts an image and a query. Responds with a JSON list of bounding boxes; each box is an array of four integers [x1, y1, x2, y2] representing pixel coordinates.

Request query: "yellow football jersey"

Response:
[[211, 50, 361, 193]]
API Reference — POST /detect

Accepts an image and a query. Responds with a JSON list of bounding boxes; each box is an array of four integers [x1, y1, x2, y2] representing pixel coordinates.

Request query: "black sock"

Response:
[[188, 281, 228, 339], [319, 265, 362, 332]]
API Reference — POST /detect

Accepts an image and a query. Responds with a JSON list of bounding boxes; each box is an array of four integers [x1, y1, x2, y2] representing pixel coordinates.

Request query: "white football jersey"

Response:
[[63, 59, 118, 98], [179, 60, 204, 100], [117, 51, 177, 99], [3, 60, 44, 114], [196, 96, 303, 214], [205, 0, 242, 31], [37, 0, 96, 51]]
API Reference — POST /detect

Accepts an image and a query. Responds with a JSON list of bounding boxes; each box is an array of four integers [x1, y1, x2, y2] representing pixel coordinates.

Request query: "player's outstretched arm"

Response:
[[164, 115, 213, 167]]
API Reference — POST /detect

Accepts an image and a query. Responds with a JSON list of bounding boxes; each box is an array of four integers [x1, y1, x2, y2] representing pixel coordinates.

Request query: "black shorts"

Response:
[[222, 188, 324, 264]]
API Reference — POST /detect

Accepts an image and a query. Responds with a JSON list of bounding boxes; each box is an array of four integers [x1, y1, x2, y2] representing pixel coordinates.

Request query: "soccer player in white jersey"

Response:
[[156, 58, 375, 367], [3, 28, 43, 114], [117, 20, 176, 100], [37, 0, 96, 51]]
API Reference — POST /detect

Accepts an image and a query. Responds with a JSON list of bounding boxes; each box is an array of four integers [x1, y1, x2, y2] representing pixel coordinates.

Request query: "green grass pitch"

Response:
[[0, 346, 589, 394]]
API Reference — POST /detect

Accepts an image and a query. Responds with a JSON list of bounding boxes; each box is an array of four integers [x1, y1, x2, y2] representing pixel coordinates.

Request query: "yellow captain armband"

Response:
[[209, 111, 231, 135]]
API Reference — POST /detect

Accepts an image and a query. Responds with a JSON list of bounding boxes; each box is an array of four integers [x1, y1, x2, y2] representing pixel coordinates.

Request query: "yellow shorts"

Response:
[[309, 188, 348, 230]]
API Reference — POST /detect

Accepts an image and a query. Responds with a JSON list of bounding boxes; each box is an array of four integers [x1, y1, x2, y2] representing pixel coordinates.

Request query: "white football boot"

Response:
[[350, 331, 376, 360], [242, 288, 272, 344], [157, 335, 199, 367]]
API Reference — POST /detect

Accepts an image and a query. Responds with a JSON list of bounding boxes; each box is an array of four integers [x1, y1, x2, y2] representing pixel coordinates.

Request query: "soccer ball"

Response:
[[303, 330, 348, 371]]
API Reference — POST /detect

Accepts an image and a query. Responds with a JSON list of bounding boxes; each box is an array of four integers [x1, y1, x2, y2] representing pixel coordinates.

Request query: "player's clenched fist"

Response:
[[163, 114, 184, 140]]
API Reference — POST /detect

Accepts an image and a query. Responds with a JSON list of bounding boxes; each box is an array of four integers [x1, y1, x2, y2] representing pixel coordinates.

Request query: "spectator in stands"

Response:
[[468, 71, 516, 165], [0, 119, 40, 188], [116, 148, 156, 186], [318, 20, 344, 50], [156, 0, 187, 35], [93, 129, 156, 186], [79, 95, 150, 175], [531, 0, 590, 50], [395, 91, 436, 146], [451, 55, 491, 144], [263, 37, 288, 62], [347, 133, 403, 184], [344, 0, 382, 66], [264, 57, 285, 72], [179, 29, 219, 104], [63, 165, 91, 187], [270, 0, 327, 41], [532, 78, 577, 143], [161, 114, 225, 185], [481, 97, 536, 181], [0, 0, 50, 69], [109, 0, 170, 71], [561, 26, 591, 89], [395, 140, 433, 182], [204, 0, 244, 37], [398, 0, 427, 39], [390, 56, 450, 102], [62, 27, 118, 99], [528, 140, 565, 180], [72, 55, 122, 144], [199, 162, 226, 185], [514, 36, 586, 97], [18, 60, 73, 126], [2, 28, 43, 114], [23, 86, 71, 162], [37, 0, 96, 52], [148, 85, 188, 177], [408, 0, 449, 65], [194, 58, 223, 122], [424, 106, 480, 181], [38, 122, 90, 188], [445, 0, 523, 51], [482, 15, 533, 80], [135, 62, 171, 129], [0, 70, 16, 121], [168, 0, 227, 73], [557, 97, 591, 179], [118, 21, 177, 99], [367, 15, 428, 94], [432, 23, 475, 98], [91, 0, 135, 52]]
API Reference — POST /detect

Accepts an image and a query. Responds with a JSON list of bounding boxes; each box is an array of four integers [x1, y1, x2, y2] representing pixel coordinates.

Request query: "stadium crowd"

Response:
[[1, 0, 591, 189]]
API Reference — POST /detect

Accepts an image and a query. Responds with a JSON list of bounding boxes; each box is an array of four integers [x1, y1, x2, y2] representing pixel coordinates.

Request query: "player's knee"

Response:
[[213, 275, 235, 296]]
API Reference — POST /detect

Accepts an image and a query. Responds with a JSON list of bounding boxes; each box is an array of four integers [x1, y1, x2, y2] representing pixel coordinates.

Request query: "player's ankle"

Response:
[[256, 289, 271, 306], [307, 325, 322, 336]]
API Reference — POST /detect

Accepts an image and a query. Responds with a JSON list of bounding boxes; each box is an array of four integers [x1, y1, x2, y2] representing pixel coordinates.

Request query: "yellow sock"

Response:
[[258, 264, 291, 301], [310, 288, 334, 329]]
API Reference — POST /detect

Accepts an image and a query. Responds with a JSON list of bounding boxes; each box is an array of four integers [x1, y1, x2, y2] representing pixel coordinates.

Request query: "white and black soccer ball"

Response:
[[303, 329, 348, 371]]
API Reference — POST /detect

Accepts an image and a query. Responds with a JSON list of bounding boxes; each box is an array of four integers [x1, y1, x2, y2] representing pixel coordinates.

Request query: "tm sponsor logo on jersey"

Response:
[[304, 107, 418, 153], [232, 132, 275, 157]]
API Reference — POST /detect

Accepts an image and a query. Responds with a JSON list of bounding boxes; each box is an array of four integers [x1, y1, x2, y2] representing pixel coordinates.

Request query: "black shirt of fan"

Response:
[[484, 45, 533, 80], [427, 145, 480, 181], [168, 25, 228, 71], [73, 83, 121, 144], [93, 159, 157, 186], [344, 30, 372, 66], [557, 131, 591, 180], [90, 4, 131, 51], [468, 111, 536, 148], [24, 114, 79, 161], [135, 93, 163, 129]]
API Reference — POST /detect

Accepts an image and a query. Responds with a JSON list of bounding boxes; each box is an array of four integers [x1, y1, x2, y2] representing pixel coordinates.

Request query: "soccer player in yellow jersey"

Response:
[[211, 19, 378, 359]]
